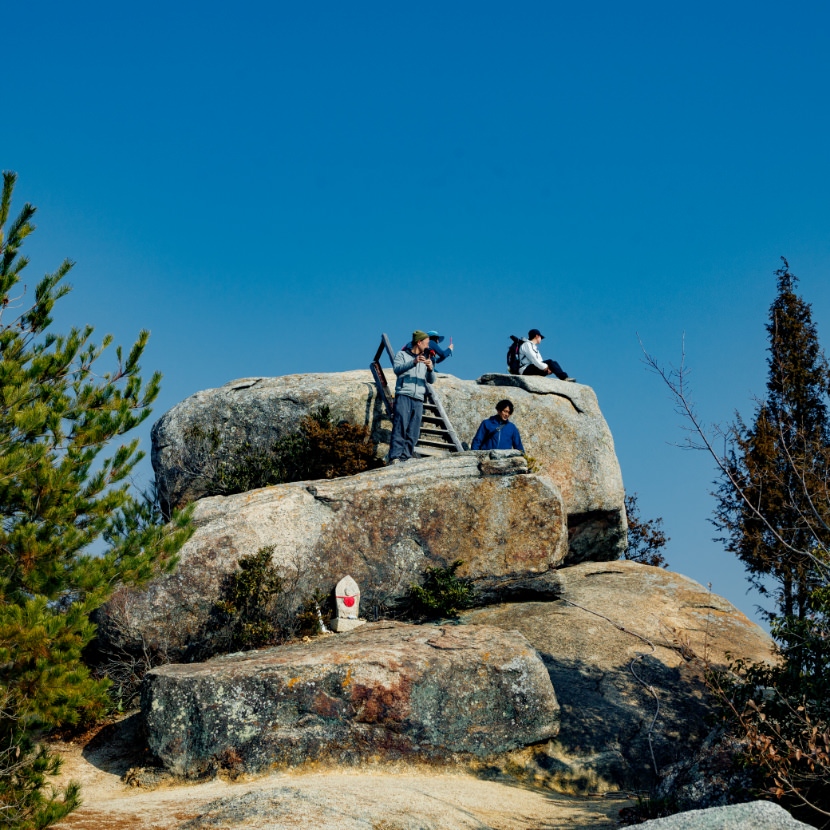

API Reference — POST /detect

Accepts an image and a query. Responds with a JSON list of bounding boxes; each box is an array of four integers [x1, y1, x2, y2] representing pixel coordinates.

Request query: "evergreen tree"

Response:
[[642, 261, 830, 820], [623, 492, 669, 568], [715, 258, 830, 621], [0, 171, 192, 828]]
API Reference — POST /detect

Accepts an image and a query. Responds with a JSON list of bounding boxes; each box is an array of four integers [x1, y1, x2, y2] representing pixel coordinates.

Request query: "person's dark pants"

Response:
[[523, 360, 568, 380], [390, 394, 423, 460]]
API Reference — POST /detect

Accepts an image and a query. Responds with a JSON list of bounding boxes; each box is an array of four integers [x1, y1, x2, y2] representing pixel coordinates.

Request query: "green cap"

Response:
[[412, 330, 429, 344]]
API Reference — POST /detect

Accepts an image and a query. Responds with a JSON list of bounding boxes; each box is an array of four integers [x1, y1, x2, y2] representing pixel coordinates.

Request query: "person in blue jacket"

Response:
[[400, 330, 453, 365], [471, 399, 525, 451], [427, 330, 453, 365]]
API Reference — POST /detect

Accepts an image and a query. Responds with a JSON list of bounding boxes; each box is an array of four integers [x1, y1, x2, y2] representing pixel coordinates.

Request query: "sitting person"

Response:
[[471, 399, 524, 451], [519, 328, 575, 381], [389, 330, 436, 464]]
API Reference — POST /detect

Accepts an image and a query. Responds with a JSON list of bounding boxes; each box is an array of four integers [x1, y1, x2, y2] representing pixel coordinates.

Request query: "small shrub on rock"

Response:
[[184, 406, 382, 500], [213, 438, 292, 496], [406, 560, 478, 620], [210, 546, 287, 651], [188, 547, 333, 660], [298, 406, 380, 480]]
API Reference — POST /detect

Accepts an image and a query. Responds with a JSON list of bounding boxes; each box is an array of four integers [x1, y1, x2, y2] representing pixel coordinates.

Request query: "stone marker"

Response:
[[331, 575, 365, 633]]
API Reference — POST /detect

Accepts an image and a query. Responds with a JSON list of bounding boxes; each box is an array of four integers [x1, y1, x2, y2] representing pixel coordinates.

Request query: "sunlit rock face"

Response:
[[98, 452, 567, 662]]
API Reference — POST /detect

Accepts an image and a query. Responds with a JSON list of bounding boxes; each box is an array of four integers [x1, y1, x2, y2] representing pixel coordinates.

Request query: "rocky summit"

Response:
[[114, 367, 775, 804], [150, 370, 626, 561], [142, 622, 560, 778]]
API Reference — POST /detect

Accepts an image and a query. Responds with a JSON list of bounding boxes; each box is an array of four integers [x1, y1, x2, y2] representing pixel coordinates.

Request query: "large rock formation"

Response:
[[460, 560, 774, 789], [99, 452, 567, 661], [120, 368, 776, 796], [150, 370, 625, 560], [142, 622, 560, 778]]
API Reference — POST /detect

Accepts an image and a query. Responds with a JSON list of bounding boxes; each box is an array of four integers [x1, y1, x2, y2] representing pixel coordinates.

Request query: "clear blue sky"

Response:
[[5, 1, 830, 627]]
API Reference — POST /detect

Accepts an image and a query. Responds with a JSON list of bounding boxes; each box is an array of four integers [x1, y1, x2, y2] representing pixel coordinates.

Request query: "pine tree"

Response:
[[714, 258, 830, 622], [0, 171, 192, 828], [642, 261, 830, 820], [623, 492, 669, 568]]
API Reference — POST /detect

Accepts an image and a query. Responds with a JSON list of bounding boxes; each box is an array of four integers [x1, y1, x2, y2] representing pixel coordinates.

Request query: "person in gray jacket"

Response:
[[389, 330, 436, 464]]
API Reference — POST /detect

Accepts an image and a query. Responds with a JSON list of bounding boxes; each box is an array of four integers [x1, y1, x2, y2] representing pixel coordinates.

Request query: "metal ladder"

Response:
[[370, 333, 464, 456]]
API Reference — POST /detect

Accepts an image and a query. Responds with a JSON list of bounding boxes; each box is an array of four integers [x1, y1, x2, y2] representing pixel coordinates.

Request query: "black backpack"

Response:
[[506, 335, 523, 374]]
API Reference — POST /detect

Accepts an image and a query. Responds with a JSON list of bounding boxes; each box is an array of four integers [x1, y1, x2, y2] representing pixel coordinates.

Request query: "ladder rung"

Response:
[[417, 439, 456, 449]]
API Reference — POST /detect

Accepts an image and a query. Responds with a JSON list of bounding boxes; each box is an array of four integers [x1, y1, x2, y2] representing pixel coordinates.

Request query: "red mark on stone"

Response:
[[343, 596, 356, 608]]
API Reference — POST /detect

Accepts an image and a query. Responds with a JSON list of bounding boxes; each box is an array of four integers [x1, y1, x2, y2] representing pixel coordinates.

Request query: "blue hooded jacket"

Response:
[[429, 338, 452, 364], [471, 415, 525, 451], [400, 337, 452, 364]]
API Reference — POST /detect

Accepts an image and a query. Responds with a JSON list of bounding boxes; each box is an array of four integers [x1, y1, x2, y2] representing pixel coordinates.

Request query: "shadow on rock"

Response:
[[540, 652, 711, 790], [81, 712, 155, 777]]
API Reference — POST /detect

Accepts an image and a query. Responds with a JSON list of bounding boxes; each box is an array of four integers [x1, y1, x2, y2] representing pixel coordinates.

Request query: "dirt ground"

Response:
[[50, 716, 629, 830]]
